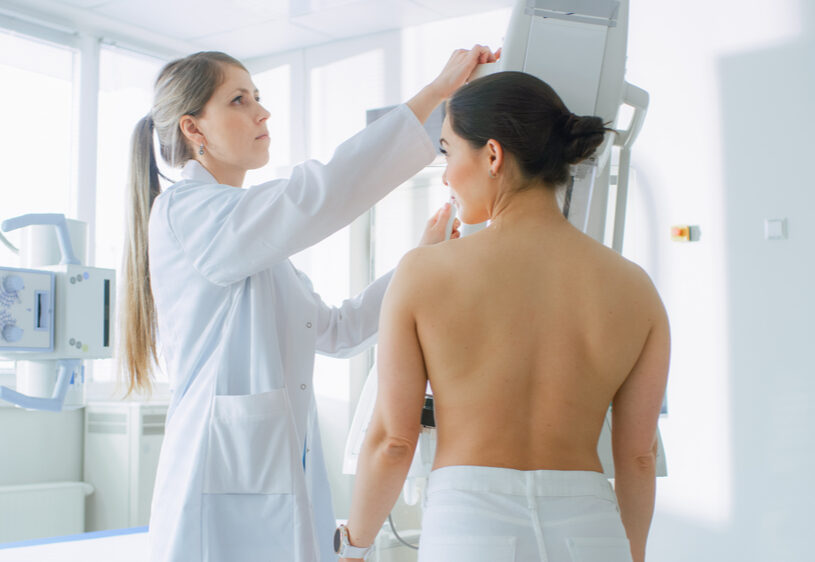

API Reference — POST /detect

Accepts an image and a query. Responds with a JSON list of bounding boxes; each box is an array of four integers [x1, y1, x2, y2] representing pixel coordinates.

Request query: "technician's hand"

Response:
[[431, 44, 500, 99], [418, 202, 460, 246], [406, 45, 500, 123]]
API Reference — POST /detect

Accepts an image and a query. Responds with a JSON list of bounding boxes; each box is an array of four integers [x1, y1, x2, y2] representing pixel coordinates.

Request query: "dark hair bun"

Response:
[[562, 114, 607, 164], [448, 71, 610, 187]]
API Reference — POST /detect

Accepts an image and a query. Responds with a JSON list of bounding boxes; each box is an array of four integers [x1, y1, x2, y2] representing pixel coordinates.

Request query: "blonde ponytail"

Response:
[[120, 115, 161, 396]]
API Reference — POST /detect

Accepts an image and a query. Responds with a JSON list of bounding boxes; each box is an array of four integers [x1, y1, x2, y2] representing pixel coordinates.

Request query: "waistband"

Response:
[[427, 465, 616, 501]]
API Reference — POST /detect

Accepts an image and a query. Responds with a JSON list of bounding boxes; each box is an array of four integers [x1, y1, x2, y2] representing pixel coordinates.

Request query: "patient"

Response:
[[342, 71, 669, 562]]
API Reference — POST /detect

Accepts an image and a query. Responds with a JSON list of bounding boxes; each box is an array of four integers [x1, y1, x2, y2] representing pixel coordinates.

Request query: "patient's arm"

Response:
[[612, 293, 670, 562], [344, 249, 428, 554]]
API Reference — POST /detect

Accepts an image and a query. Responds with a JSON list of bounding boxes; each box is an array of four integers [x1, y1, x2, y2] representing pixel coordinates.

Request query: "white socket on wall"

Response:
[[764, 218, 787, 240]]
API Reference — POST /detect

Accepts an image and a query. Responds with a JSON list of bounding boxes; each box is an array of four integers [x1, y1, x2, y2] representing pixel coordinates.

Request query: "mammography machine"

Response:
[[0, 214, 115, 411], [345, 0, 667, 546]]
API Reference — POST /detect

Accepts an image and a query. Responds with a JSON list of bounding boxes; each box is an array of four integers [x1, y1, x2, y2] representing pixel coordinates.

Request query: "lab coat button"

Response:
[[300, 384, 308, 390], [305, 321, 312, 328]]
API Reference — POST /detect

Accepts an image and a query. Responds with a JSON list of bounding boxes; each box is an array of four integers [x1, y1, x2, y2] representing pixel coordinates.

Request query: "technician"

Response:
[[120, 47, 493, 561]]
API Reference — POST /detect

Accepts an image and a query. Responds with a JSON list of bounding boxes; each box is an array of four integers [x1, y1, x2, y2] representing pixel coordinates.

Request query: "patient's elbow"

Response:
[[616, 438, 659, 470], [617, 450, 657, 473], [632, 453, 656, 471], [377, 437, 415, 463]]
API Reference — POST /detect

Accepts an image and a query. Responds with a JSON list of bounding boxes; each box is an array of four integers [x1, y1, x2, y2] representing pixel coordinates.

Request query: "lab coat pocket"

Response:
[[418, 535, 516, 562], [203, 390, 295, 494], [566, 537, 633, 562]]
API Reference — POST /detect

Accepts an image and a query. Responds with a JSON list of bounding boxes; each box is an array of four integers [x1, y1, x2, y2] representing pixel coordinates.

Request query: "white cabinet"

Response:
[[83, 401, 167, 531]]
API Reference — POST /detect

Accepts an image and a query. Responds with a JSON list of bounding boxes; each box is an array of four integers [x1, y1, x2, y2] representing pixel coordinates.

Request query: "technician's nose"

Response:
[[442, 168, 448, 186], [258, 104, 270, 123]]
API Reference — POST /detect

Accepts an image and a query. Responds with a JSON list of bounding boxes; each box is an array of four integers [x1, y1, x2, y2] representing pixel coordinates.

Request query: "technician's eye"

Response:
[[232, 95, 243, 104], [439, 148, 448, 155], [255, 96, 261, 103]]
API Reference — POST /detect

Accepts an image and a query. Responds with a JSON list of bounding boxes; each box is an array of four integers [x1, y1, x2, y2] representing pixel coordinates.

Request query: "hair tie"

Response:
[[561, 113, 579, 137]]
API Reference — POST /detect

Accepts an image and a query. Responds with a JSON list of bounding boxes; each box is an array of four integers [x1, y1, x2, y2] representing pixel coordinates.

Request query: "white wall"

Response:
[[623, 1, 815, 559]]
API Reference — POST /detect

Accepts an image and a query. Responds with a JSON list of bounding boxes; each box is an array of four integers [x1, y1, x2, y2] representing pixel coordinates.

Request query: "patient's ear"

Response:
[[486, 139, 504, 177]]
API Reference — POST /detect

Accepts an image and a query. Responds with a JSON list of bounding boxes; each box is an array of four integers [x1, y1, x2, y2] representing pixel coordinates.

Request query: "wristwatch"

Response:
[[334, 524, 371, 560]]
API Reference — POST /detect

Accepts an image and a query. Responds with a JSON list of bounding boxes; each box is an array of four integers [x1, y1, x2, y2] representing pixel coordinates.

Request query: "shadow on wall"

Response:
[[719, 7, 815, 562]]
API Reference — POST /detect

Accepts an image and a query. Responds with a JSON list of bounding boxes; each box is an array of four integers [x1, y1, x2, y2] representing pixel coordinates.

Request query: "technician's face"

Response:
[[440, 116, 492, 225], [196, 64, 271, 172]]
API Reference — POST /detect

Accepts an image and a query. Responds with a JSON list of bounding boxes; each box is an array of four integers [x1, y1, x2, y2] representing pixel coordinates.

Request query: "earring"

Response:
[[198, 144, 205, 156], [489, 169, 496, 178]]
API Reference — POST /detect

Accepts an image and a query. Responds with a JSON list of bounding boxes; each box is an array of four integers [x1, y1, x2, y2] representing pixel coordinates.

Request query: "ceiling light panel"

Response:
[[46, 0, 112, 8], [408, 0, 515, 17], [92, 0, 287, 41], [193, 18, 331, 59], [291, 0, 438, 39], [288, 0, 359, 17], [224, 0, 289, 19]]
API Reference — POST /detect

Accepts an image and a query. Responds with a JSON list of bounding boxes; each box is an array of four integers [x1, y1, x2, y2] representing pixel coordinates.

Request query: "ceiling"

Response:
[[0, 0, 515, 60]]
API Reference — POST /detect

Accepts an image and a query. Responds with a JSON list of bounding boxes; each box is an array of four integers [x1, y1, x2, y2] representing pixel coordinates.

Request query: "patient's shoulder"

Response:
[[585, 236, 654, 285], [389, 242, 458, 303], [581, 236, 663, 308], [620, 255, 659, 298], [611, 253, 665, 320]]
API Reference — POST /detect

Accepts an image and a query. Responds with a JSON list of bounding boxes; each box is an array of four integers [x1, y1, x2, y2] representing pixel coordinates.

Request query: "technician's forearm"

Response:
[[406, 84, 444, 125], [346, 435, 415, 549], [614, 455, 656, 562]]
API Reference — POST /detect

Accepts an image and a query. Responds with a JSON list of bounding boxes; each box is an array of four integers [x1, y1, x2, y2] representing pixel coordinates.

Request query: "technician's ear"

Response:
[[178, 115, 205, 148], [486, 139, 504, 177]]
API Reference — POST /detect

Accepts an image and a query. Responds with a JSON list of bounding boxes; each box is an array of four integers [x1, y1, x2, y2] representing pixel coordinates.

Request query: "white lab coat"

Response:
[[147, 104, 435, 562]]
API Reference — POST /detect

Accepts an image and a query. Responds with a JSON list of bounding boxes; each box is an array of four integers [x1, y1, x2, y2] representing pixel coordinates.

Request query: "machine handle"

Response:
[[468, 61, 501, 81], [615, 81, 649, 149], [609, 82, 649, 254], [1, 214, 80, 265], [0, 359, 81, 412]]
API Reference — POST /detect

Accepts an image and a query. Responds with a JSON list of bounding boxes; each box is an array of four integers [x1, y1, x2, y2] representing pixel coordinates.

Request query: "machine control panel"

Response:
[[0, 267, 55, 353]]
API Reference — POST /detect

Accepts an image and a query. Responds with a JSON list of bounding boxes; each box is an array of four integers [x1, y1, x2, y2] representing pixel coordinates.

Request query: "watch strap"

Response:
[[335, 524, 371, 559], [338, 542, 371, 558]]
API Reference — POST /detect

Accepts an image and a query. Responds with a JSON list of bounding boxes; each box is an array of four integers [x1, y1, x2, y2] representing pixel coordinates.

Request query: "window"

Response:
[[95, 46, 164, 272], [0, 30, 75, 261], [372, 8, 514, 277], [372, 167, 448, 277], [92, 46, 165, 384], [245, 64, 291, 184], [399, 8, 512, 99], [297, 48, 385, 401]]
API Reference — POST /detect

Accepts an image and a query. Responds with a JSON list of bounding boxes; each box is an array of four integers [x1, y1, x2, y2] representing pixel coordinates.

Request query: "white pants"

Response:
[[418, 466, 632, 562]]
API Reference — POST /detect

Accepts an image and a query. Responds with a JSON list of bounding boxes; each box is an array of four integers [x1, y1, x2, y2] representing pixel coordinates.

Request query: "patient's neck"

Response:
[[488, 184, 565, 229]]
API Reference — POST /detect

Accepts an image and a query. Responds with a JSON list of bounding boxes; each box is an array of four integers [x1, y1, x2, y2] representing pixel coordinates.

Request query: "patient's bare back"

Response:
[[410, 215, 665, 473]]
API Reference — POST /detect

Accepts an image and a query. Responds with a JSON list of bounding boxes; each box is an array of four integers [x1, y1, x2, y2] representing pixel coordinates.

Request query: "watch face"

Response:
[[333, 527, 342, 553]]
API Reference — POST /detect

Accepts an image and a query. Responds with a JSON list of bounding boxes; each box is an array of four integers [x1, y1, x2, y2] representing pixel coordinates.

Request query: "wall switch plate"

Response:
[[764, 218, 787, 240]]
